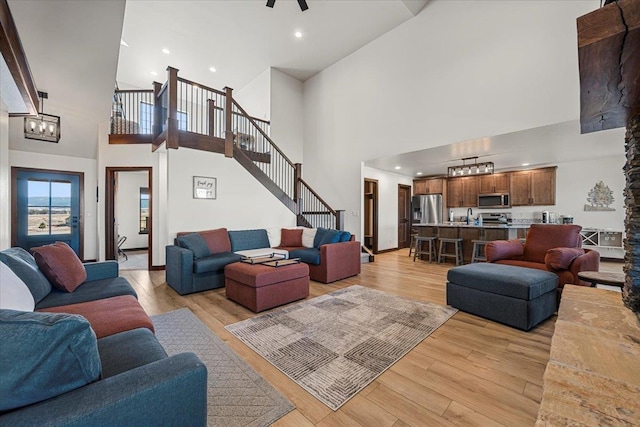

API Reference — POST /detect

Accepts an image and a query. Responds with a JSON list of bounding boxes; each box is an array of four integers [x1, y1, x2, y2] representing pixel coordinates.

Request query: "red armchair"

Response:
[[485, 224, 600, 291]]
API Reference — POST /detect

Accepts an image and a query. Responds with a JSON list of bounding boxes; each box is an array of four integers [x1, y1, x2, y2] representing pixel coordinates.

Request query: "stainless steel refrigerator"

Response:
[[412, 194, 443, 224]]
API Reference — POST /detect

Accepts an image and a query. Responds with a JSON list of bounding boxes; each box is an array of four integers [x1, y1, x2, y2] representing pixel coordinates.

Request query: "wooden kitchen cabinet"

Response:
[[510, 167, 556, 206], [447, 177, 478, 207], [478, 173, 510, 194], [413, 178, 444, 195]]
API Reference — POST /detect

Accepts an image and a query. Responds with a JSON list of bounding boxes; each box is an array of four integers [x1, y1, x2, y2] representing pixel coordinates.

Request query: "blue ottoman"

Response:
[[446, 263, 558, 331]]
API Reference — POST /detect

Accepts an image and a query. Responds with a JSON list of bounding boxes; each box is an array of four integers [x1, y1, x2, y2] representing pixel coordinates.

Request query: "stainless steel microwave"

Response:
[[478, 193, 510, 208]]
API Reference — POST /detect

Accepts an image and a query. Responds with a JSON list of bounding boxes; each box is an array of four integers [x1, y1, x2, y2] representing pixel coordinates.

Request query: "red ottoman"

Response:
[[37, 295, 154, 339], [224, 262, 309, 312]]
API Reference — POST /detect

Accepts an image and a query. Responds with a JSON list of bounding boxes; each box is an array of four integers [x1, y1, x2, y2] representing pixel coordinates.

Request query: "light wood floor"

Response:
[[121, 251, 623, 427]]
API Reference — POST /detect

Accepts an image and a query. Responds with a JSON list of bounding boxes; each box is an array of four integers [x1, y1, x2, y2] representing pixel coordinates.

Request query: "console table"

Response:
[[536, 285, 640, 425]]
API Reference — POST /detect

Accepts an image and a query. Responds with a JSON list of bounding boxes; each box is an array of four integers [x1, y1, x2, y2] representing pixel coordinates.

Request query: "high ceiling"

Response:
[[117, 0, 428, 90]]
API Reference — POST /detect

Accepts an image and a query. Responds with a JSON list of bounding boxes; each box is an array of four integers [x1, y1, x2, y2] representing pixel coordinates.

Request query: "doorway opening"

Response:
[[364, 178, 378, 253], [11, 167, 84, 259], [106, 167, 152, 270], [398, 184, 411, 249]]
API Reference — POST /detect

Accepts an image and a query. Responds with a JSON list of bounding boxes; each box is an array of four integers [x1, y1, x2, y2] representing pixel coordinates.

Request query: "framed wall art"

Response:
[[193, 176, 216, 199]]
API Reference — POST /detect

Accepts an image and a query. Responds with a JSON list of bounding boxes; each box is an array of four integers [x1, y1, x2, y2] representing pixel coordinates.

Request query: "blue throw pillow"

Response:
[[339, 231, 352, 242], [177, 233, 211, 259], [0, 248, 52, 304], [313, 228, 329, 249], [0, 309, 101, 411], [319, 229, 341, 246]]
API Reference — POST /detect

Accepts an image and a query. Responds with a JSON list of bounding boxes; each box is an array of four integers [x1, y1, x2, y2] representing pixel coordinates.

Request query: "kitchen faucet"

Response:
[[466, 208, 473, 225]]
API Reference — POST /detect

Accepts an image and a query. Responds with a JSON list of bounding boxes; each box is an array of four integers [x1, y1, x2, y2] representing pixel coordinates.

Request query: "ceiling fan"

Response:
[[266, 0, 309, 12]]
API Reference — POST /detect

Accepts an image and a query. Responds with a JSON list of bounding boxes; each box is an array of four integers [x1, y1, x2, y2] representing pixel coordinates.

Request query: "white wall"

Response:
[[115, 171, 149, 250], [302, 0, 600, 239], [234, 68, 271, 122], [166, 147, 296, 240], [270, 69, 304, 164], [0, 99, 9, 249], [9, 150, 98, 260], [362, 165, 413, 251]]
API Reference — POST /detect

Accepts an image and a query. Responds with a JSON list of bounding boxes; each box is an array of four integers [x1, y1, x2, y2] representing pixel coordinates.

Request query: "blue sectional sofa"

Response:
[[166, 227, 361, 295], [0, 247, 207, 426]]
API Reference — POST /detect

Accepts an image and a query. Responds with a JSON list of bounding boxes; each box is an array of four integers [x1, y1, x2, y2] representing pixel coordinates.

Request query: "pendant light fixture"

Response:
[[24, 91, 60, 143], [448, 156, 494, 177]]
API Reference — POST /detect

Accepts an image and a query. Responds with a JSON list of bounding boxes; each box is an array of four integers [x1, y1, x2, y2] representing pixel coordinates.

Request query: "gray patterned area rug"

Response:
[[226, 285, 457, 410], [152, 309, 294, 427]]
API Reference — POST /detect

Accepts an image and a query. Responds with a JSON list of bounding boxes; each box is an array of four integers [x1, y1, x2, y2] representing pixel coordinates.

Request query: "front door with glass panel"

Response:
[[15, 170, 81, 255]]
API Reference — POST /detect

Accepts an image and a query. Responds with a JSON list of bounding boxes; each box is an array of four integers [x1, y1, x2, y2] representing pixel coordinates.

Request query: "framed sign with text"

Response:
[[193, 176, 216, 199]]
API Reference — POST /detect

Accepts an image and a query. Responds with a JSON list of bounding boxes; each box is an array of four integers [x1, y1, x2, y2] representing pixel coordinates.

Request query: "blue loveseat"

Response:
[[166, 227, 361, 295], [0, 247, 207, 426]]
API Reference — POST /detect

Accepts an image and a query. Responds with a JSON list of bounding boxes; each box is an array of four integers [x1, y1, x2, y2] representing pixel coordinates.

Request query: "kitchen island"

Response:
[[414, 223, 530, 264]]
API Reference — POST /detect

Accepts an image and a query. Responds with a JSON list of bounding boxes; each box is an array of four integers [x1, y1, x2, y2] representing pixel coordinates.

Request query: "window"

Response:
[[27, 179, 72, 236], [139, 187, 149, 234], [139, 102, 187, 133]]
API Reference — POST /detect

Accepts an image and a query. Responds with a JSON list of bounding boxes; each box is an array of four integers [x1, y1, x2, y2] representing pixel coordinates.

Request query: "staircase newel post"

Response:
[[336, 210, 345, 231], [223, 86, 234, 158], [166, 66, 179, 149], [294, 163, 302, 208], [151, 82, 162, 150], [207, 99, 216, 137]]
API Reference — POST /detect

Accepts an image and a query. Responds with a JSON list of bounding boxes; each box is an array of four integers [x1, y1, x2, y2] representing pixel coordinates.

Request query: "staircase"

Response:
[[109, 67, 344, 230]]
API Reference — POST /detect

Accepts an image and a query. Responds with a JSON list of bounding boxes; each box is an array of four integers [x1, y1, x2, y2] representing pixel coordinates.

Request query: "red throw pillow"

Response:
[[31, 242, 87, 292], [280, 228, 303, 247], [199, 228, 231, 254], [544, 247, 585, 270]]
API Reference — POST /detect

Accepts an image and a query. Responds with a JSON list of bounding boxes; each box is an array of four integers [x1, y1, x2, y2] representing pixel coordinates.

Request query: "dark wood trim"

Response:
[[176, 76, 226, 96], [152, 130, 167, 152], [376, 247, 399, 254], [166, 66, 179, 150], [149, 265, 165, 271], [83, 259, 97, 263], [11, 167, 85, 260], [122, 247, 149, 252], [398, 184, 412, 249], [299, 178, 337, 216], [364, 178, 379, 254], [0, 0, 38, 116], [177, 131, 225, 153], [233, 146, 296, 213], [106, 167, 153, 271], [224, 86, 234, 157], [109, 134, 153, 144], [239, 148, 271, 163]]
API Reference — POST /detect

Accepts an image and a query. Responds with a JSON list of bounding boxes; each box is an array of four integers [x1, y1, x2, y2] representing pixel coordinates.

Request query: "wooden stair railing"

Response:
[[108, 67, 345, 230]]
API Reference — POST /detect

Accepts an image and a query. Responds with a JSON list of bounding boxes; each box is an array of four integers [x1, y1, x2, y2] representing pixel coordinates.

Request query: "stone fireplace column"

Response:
[[624, 113, 640, 318]]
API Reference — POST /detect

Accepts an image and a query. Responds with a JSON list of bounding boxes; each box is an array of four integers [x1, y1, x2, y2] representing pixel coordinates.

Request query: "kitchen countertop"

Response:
[[413, 223, 531, 229]]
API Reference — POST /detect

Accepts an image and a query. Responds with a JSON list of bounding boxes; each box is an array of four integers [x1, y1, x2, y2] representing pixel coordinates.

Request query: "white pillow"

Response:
[[0, 262, 35, 311], [266, 227, 282, 248], [302, 228, 317, 248]]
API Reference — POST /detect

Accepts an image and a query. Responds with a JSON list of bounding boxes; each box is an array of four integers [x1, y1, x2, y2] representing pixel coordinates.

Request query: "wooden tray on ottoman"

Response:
[[224, 262, 309, 313]]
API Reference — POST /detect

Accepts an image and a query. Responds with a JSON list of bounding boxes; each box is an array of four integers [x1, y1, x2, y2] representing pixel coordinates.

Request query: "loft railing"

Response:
[[110, 89, 154, 134], [232, 99, 296, 200], [108, 67, 344, 230], [298, 178, 344, 230]]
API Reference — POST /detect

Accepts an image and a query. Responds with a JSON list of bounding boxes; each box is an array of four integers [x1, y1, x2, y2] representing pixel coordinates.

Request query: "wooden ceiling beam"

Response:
[[0, 0, 38, 116], [578, 0, 640, 134]]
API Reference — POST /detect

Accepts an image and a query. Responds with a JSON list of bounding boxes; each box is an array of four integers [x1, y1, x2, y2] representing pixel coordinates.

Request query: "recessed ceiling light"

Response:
[[209, 67, 216, 72], [394, 166, 401, 170], [416, 172, 423, 175], [161, 48, 170, 54], [120, 39, 129, 47], [294, 31, 303, 38], [150, 71, 158, 76], [522, 163, 530, 166]]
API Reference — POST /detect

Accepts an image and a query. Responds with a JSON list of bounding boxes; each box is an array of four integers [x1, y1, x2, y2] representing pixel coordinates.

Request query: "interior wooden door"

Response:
[[398, 185, 411, 248], [363, 178, 378, 253]]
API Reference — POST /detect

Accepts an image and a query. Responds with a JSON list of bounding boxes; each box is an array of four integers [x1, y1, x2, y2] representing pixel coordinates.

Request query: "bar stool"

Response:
[[413, 236, 437, 263], [471, 239, 487, 263], [408, 232, 419, 257], [438, 238, 464, 266]]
